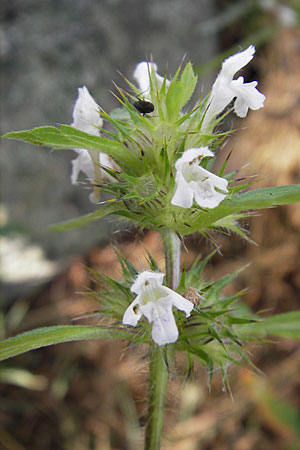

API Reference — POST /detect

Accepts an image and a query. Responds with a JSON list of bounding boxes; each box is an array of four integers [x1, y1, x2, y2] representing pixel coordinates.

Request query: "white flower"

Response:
[[171, 147, 228, 209], [123, 271, 193, 346], [71, 86, 114, 202], [133, 62, 169, 98], [201, 45, 265, 131]]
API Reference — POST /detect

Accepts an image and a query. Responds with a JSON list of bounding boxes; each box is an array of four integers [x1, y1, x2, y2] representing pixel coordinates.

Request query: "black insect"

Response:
[[133, 99, 154, 116]]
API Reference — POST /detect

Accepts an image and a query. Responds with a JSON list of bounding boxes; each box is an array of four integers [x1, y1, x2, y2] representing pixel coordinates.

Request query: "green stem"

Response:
[[144, 229, 181, 449], [160, 229, 181, 290], [144, 347, 169, 450]]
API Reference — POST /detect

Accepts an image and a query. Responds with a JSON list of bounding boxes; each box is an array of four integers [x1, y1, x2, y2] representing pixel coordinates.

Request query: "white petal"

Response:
[[142, 300, 179, 346], [88, 149, 115, 184], [231, 78, 265, 117], [133, 61, 169, 98], [123, 296, 142, 327], [201, 88, 234, 131], [99, 152, 115, 182], [171, 147, 214, 208], [87, 149, 103, 184], [156, 71, 170, 88], [133, 62, 157, 96], [70, 149, 94, 184], [163, 288, 194, 317], [201, 45, 263, 131], [219, 45, 255, 83], [205, 46, 256, 122], [193, 184, 227, 209], [140, 299, 156, 323], [72, 86, 102, 135], [70, 147, 114, 202], [171, 172, 194, 208], [99, 153, 115, 172], [69, 87, 116, 203], [131, 271, 165, 294], [172, 150, 228, 209], [192, 167, 228, 209], [199, 168, 229, 191], [175, 147, 214, 171]]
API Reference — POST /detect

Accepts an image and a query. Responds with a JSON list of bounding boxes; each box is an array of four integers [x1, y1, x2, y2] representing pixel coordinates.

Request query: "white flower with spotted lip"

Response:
[[71, 86, 114, 202], [171, 147, 228, 209], [133, 62, 169, 98], [123, 271, 193, 346], [201, 45, 265, 131]]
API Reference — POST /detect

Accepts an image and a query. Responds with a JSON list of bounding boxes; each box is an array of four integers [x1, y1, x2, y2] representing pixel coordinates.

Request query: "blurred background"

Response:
[[1, 1, 300, 449]]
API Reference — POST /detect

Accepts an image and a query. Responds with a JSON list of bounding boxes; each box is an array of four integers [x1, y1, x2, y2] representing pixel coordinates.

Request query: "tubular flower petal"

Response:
[[123, 271, 193, 346], [133, 62, 169, 98], [171, 147, 228, 209], [72, 86, 103, 136], [201, 45, 265, 131], [71, 86, 114, 202]]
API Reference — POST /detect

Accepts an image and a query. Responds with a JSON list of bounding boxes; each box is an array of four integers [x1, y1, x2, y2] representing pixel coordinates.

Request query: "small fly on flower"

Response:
[[133, 98, 154, 116]]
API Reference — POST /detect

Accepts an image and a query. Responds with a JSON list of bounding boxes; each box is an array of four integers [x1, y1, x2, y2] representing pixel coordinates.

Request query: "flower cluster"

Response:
[[67, 46, 265, 345], [70, 45, 264, 214]]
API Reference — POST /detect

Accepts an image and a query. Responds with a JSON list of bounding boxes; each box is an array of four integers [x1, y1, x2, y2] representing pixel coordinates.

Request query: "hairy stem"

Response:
[[144, 229, 181, 449], [160, 229, 181, 290], [144, 347, 169, 450]]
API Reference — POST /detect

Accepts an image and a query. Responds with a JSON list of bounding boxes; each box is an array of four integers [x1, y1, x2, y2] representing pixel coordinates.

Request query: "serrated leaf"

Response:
[[3, 125, 140, 172], [189, 185, 300, 233], [0, 325, 132, 362]]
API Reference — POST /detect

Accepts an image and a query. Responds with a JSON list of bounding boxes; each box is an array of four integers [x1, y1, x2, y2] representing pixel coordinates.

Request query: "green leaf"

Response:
[[185, 248, 218, 289], [165, 81, 184, 121], [166, 62, 197, 121], [109, 107, 131, 121], [0, 325, 132, 362], [187, 344, 214, 371], [236, 311, 300, 340], [3, 125, 140, 171], [115, 251, 139, 281], [206, 265, 248, 303], [179, 62, 198, 108], [227, 185, 300, 209], [190, 185, 300, 232], [49, 201, 123, 231]]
